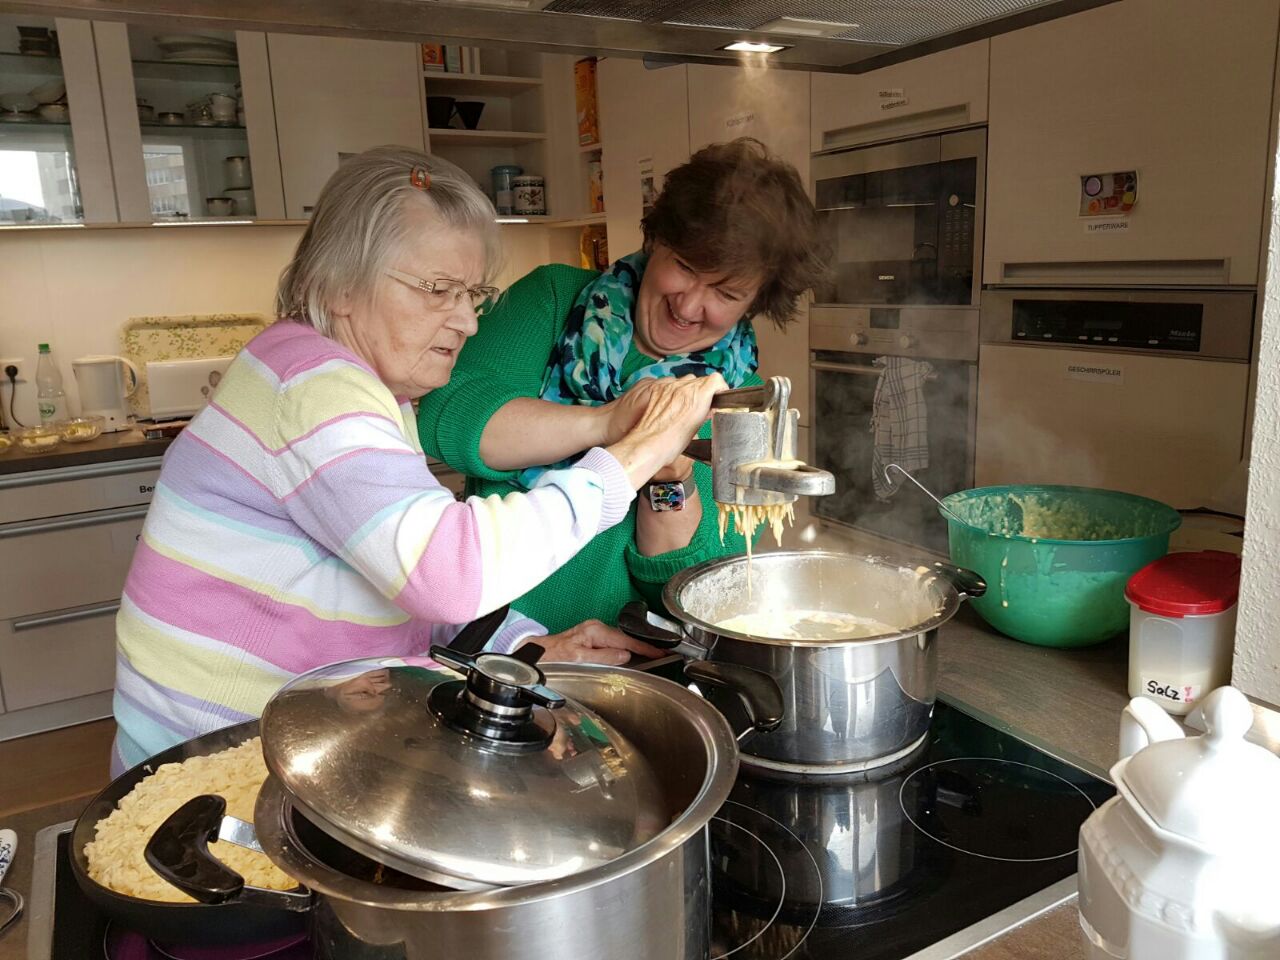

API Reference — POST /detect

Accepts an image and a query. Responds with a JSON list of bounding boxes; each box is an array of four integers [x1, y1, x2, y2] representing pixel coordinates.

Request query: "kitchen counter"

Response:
[[0, 608, 1128, 960], [0, 428, 171, 476]]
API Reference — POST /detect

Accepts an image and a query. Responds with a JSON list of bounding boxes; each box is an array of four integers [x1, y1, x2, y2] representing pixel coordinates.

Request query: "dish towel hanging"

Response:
[[871, 356, 935, 500]]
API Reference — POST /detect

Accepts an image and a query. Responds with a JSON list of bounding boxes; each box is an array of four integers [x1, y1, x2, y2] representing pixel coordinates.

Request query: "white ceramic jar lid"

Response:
[[1120, 687, 1280, 852]]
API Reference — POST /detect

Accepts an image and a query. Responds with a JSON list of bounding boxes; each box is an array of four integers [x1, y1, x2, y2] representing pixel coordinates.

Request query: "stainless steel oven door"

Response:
[[809, 351, 976, 554], [812, 127, 986, 309]]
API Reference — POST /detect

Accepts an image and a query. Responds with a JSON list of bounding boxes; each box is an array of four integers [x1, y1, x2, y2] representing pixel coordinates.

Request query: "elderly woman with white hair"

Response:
[[110, 146, 722, 772]]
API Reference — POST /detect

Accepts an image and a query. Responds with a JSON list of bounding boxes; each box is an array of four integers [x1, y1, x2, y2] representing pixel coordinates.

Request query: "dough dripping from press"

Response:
[[717, 501, 796, 554]]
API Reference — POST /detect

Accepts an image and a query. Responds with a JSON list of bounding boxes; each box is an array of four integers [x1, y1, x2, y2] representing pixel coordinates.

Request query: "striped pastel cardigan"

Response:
[[111, 321, 633, 772]]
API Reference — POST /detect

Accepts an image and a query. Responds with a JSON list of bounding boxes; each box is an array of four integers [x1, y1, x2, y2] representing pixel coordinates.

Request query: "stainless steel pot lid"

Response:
[[259, 645, 667, 889]]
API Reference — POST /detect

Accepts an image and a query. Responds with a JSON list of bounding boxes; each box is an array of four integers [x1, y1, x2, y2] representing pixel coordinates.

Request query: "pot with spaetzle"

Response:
[[620, 550, 986, 776]]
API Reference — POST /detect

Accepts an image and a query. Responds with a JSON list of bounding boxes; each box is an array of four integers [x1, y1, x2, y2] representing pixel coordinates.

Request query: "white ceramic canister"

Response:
[[225, 186, 255, 216], [512, 175, 546, 216], [1125, 551, 1241, 716], [224, 155, 251, 189]]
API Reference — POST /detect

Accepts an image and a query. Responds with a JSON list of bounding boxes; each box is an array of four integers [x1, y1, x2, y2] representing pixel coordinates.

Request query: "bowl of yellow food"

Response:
[[0, 432, 13, 455], [57, 415, 105, 443], [15, 423, 62, 453]]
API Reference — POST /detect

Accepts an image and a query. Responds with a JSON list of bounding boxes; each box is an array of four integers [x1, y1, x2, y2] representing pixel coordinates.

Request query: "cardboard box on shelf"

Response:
[[444, 45, 463, 73], [422, 43, 445, 70], [575, 57, 600, 147]]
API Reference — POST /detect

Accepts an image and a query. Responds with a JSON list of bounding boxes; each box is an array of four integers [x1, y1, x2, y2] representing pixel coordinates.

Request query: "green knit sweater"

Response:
[[417, 263, 756, 634]]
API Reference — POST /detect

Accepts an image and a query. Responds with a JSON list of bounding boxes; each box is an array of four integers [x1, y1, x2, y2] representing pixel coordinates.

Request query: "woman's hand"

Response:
[[606, 373, 726, 490], [526, 619, 666, 665], [600, 379, 658, 446]]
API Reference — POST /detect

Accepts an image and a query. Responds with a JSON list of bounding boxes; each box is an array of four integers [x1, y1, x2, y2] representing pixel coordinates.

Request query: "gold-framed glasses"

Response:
[[386, 268, 499, 315]]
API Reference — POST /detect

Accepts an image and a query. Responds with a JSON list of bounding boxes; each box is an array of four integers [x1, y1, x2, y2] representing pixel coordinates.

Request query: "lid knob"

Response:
[[428, 644, 564, 746], [1201, 685, 1253, 743]]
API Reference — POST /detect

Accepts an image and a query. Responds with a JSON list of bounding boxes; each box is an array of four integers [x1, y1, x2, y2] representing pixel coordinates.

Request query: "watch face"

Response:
[[648, 480, 685, 511]]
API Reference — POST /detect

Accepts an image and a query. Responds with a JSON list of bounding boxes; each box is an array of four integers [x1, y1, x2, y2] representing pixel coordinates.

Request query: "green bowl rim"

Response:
[[940, 483, 1182, 546]]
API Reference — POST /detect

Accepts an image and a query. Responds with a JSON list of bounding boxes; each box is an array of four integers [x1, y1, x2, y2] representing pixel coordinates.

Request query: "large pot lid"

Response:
[[259, 646, 668, 888]]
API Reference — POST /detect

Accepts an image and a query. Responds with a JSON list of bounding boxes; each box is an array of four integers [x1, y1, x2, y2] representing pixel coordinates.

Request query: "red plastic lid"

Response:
[[1125, 550, 1242, 618]]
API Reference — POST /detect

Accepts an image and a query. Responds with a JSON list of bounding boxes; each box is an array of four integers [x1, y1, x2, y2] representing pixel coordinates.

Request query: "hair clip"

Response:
[[410, 165, 431, 190]]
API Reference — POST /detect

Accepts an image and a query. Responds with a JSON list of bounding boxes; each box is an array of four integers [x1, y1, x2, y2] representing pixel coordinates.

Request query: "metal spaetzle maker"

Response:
[[686, 376, 835, 507]]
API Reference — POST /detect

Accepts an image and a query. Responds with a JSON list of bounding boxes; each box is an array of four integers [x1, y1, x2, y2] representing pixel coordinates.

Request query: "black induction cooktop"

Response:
[[30, 697, 1111, 960]]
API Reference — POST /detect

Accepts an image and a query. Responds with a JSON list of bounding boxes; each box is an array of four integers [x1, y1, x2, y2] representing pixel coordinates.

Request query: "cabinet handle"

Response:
[[0, 458, 162, 491], [0, 505, 149, 540], [14, 601, 121, 632]]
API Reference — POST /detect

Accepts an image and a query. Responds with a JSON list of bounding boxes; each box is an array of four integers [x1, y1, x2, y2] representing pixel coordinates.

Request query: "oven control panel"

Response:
[[1012, 299, 1203, 351]]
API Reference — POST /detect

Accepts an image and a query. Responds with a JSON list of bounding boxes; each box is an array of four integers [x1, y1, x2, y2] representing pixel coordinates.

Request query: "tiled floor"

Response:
[[0, 718, 115, 818]]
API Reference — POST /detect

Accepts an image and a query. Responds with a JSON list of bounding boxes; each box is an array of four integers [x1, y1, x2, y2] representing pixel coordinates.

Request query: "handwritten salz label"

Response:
[[1144, 678, 1201, 706]]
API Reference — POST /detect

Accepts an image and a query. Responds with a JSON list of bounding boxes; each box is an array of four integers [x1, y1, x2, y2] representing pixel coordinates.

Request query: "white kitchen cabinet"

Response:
[[598, 58, 689, 259], [0, 15, 117, 224], [984, 0, 1280, 287], [0, 458, 158, 738], [687, 63, 814, 425], [267, 34, 426, 219], [810, 41, 988, 153]]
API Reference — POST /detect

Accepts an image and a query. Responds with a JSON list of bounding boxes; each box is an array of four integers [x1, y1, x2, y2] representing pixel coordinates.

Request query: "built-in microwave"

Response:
[[811, 127, 986, 309]]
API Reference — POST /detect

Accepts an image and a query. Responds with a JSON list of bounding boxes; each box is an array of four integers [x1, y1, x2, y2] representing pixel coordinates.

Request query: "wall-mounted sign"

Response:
[[1080, 170, 1137, 217]]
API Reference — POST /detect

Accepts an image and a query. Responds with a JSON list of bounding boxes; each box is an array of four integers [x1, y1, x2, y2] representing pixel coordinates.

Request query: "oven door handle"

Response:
[[809, 361, 883, 376], [809, 361, 938, 381]]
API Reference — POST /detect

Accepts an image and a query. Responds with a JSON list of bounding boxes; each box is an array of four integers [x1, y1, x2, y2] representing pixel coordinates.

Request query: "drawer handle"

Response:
[[0, 505, 149, 540], [0, 458, 163, 490], [14, 601, 121, 632]]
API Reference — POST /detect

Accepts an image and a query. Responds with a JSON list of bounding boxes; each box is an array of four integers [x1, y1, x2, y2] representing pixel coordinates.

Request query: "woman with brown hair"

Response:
[[417, 138, 830, 642]]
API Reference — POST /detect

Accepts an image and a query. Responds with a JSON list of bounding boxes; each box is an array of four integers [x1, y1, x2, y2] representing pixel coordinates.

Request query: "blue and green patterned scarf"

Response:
[[515, 251, 758, 489]]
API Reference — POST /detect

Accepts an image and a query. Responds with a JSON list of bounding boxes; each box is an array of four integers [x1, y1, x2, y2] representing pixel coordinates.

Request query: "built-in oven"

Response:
[[809, 309, 979, 555], [811, 127, 986, 309]]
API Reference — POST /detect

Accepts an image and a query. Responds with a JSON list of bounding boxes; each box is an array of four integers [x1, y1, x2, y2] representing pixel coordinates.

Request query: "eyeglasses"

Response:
[[386, 268, 499, 315]]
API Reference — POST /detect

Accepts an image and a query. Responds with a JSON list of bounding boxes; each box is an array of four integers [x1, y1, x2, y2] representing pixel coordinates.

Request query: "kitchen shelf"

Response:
[[579, 142, 603, 153], [0, 51, 63, 77], [0, 118, 71, 131], [130, 58, 240, 83], [548, 213, 606, 228], [427, 128, 546, 147], [423, 72, 543, 96], [139, 122, 247, 140]]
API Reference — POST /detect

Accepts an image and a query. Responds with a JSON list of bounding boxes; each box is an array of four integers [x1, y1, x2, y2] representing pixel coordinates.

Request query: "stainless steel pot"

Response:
[[621, 550, 986, 775], [146, 659, 780, 959]]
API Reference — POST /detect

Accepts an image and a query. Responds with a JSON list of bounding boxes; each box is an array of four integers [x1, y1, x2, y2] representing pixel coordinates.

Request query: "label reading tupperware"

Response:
[[1144, 679, 1201, 706]]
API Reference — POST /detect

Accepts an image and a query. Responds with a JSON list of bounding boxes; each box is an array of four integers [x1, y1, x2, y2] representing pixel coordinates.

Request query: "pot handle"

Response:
[[617, 601, 686, 649], [930, 561, 987, 600], [145, 795, 312, 912], [684, 661, 784, 740]]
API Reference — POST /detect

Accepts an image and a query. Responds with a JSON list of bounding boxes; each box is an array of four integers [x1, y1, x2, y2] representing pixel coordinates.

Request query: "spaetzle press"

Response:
[[686, 376, 835, 507]]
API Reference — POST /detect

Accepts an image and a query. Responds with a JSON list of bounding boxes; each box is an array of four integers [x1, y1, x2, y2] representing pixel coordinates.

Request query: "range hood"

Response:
[[9, 0, 1118, 71]]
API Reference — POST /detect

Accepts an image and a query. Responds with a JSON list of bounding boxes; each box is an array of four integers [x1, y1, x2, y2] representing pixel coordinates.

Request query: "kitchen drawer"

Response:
[[0, 600, 118, 711], [0, 459, 161, 524], [0, 505, 147, 620]]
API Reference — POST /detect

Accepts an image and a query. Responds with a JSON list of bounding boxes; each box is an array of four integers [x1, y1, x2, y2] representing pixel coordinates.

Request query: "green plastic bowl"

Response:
[[940, 485, 1181, 648]]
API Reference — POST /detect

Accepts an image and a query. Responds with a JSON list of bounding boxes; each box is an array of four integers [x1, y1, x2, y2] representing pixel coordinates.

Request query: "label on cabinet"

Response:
[[1084, 219, 1131, 234], [877, 87, 905, 99], [1066, 362, 1124, 384], [880, 97, 910, 111]]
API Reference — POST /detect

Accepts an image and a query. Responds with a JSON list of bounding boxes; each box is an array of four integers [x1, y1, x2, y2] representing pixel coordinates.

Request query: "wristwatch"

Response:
[[645, 480, 687, 512]]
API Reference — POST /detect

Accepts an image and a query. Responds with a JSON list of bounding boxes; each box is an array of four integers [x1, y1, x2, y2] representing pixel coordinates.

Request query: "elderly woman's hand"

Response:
[[600, 379, 658, 446], [526, 620, 666, 665], [606, 373, 726, 490]]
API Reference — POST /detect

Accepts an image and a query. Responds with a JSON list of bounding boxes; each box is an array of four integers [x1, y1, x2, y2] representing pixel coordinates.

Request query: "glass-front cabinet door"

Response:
[[0, 15, 115, 225], [123, 25, 254, 220], [91, 22, 283, 222]]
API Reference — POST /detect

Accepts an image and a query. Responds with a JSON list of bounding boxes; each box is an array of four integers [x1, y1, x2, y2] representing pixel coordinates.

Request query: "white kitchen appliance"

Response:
[[1078, 687, 1280, 959], [976, 288, 1254, 510], [145, 356, 234, 420], [71, 355, 139, 433]]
